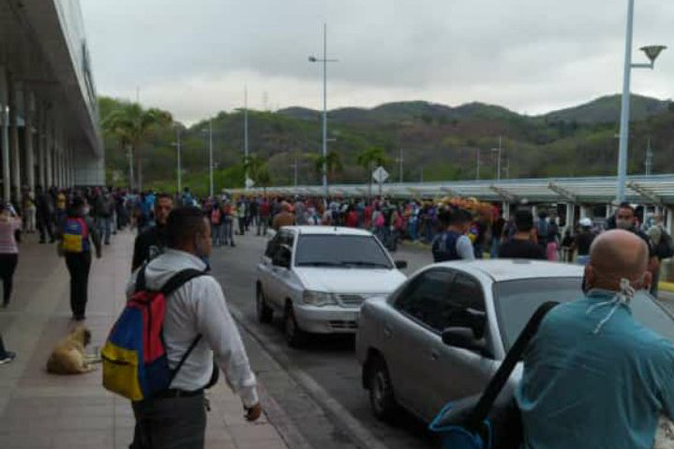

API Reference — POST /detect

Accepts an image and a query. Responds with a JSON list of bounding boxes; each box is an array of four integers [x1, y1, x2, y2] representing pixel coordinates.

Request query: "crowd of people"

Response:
[[0, 184, 673, 448]]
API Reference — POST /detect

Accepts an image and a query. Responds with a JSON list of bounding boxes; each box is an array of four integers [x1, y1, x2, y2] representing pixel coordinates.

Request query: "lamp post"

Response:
[[476, 148, 481, 181], [201, 120, 214, 198], [308, 23, 338, 198], [616, 0, 666, 203], [491, 136, 503, 181], [171, 126, 182, 192], [244, 87, 249, 189]]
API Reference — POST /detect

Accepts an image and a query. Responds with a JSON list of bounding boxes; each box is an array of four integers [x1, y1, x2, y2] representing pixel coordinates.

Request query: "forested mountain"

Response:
[[101, 94, 674, 195]]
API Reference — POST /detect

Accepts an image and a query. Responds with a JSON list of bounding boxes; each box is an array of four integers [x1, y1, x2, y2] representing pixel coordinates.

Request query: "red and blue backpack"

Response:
[[102, 267, 206, 401]]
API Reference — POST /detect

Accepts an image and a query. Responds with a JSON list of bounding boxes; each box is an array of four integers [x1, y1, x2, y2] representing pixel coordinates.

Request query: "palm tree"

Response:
[[312, 151, 343, 186], [102, 103, 172, 190], [256, 165, 272, 195], [357, 147, 390, 197], [243, 154, 266, 187]]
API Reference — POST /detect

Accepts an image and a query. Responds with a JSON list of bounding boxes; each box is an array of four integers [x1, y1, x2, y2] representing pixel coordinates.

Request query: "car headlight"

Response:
[[303, 290, 338, 307]]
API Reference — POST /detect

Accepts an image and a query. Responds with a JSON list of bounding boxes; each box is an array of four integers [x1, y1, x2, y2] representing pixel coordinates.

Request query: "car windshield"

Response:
[[295, 235, 393, 269], [493, 277, 674, 351]]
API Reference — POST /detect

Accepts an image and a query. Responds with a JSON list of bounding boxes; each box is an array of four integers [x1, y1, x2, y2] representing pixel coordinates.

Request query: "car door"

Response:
[[382, 268, 455, 420], [269, 230, 297, 309], [260, 233, 282, 306], [425, 272, 497, 419]]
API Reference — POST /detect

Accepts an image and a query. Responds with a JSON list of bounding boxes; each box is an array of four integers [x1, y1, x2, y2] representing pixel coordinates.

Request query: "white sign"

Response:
[[245, 177, 255, 188], [372, 166, 389, 183]]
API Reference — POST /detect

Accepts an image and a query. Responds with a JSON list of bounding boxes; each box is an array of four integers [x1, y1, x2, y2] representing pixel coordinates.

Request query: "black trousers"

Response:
[[64, 252, 91, 318], [130, 394, 207, 449], [37, 217, 54, 242], [0, 253, 18, 306]]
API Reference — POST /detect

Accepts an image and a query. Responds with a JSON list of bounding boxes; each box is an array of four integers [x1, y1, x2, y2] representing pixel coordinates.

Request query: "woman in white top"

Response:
[[0, 203, 21, 308]]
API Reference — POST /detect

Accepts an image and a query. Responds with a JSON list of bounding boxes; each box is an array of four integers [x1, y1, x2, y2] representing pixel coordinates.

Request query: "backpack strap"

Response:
[[467, 301, 558, 431], [160, 269, 206, 296], [159, 268, 209, 386]]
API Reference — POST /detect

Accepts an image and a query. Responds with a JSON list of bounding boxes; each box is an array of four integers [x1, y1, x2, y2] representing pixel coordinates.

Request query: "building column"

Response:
[[502, 202, 511, 220], [45, 115, 53, 188], [37, 104, 46, 189], [580, 205, 592, 220], [532, 205, 538, 220], [24, 90, 35, 194], [8, 74, 20, 202], [565, 202, 576, 232], [0, 66, 10, 203]]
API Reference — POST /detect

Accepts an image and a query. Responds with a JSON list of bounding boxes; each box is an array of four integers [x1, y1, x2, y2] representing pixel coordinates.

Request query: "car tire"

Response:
[[368, 355, 397, 421], [284, 303, 304, 348], [256, 287, 273, 324]]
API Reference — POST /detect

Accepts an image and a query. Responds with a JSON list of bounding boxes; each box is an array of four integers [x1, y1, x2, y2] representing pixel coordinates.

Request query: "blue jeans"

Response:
[[212, 223, 224, 246], [223, 218, 235, 245], [96, 217, 112, 244]]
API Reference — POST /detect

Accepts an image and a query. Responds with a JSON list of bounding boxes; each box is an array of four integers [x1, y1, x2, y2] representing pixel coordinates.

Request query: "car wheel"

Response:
[[368, 355, 397, 421], [256, 287, 273, 324], [284, 303, 304, 347]]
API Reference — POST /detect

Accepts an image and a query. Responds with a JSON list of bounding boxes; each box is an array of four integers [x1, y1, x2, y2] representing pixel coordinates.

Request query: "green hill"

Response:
[[541, 94, 670, 124], [101, 95, 674, 195]]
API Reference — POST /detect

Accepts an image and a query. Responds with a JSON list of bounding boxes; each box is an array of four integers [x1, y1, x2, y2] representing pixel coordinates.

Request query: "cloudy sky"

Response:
[[80, 0, 674, 125]]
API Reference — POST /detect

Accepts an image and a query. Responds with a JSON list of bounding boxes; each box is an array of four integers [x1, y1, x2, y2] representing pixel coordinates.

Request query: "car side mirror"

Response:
[[442, 327, 491, 357], [394, 260, 408, 269], [446, 308, 486, 340]]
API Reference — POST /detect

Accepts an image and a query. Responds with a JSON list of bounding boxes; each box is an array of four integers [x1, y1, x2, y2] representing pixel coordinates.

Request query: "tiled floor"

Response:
[[0, 230, 288, 449]]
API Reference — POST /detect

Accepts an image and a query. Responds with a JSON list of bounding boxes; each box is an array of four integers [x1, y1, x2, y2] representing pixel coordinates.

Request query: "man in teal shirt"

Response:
[[517, 229, 674, 449]]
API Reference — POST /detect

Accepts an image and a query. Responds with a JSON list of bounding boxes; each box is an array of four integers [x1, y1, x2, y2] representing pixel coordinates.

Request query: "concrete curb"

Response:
[[230, 305, 389, 449]]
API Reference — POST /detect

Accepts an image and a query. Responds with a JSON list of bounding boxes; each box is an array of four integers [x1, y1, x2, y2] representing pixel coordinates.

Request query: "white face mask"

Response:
[[615, 219, 632, 230], [82, 207, 90, 216]]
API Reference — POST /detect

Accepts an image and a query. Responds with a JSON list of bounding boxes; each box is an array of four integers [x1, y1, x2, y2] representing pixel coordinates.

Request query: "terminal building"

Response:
[[0, 0, 103, 203]]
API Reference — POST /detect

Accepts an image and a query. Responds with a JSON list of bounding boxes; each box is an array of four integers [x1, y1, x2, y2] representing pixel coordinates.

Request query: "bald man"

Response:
[[517, 230, 674, 449]]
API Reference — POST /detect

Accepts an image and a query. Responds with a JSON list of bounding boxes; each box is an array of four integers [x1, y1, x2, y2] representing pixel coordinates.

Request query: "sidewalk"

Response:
[[0, 230, 289, 449]]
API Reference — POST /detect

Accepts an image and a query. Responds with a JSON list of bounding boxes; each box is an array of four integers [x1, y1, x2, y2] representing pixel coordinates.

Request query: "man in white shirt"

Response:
[[129, 207, 262, 449]]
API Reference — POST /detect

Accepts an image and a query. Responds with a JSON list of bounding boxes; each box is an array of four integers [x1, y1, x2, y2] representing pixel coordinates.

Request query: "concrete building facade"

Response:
[[0, 0, 103, 203]]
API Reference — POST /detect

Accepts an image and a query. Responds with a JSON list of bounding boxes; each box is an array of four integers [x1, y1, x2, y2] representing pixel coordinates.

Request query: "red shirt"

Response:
[[346, 211, 359, 228]]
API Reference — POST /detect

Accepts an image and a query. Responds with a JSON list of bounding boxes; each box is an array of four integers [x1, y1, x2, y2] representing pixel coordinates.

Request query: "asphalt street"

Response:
[[209, 231, 674, 449], [210, 232, 437, 449]]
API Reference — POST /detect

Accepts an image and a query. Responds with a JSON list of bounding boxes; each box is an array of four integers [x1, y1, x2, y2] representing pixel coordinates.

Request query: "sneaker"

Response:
[[0, 351, 16, 365]]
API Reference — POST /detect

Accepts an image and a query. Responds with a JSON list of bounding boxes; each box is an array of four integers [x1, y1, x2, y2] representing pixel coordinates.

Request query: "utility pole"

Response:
[[291, 157, 299, 186], [476, 148, 480, 180], [208, 119, 214, 197], [420, 166, 424, 183], [398, 148, 404, 184], [176, 127, 182, 192], [244, 86, 249, 188], [644, 138, 653, 175]]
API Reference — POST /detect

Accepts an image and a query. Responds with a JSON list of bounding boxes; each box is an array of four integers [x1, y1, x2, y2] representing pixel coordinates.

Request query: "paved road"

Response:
[[210, 233, 437, 449], [209, 233, 674, 449]]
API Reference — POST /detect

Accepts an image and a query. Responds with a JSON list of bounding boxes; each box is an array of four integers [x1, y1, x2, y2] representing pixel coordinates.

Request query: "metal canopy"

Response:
[[227, 174, 674, 206]]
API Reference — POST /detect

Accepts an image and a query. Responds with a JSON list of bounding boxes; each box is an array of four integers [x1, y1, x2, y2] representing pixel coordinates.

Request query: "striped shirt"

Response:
[[0, 218, 21, 254]]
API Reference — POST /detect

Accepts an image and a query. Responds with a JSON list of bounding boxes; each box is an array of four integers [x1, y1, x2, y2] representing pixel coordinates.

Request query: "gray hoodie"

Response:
[[126, 249, 258, 407]]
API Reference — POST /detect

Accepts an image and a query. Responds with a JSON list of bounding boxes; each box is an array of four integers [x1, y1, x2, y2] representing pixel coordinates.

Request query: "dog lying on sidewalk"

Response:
[[46, 325, 100, 374]]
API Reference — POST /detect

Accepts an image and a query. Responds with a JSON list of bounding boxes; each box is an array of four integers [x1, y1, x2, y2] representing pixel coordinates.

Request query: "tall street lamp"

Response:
[[244, 87, 250, 189], [201, 119, 214, 198], [171, 125, 182, 192], [616, 0, 666, 203], [491, 136, 503, 181], [308, 23, 338, 197]]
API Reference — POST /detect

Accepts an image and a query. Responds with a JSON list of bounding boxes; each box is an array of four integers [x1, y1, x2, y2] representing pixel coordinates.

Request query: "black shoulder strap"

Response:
[[135, 265, 148, 292], [160, 268, 208, 385], [160, 269, 207, 296], [467, 301, 558, 430]]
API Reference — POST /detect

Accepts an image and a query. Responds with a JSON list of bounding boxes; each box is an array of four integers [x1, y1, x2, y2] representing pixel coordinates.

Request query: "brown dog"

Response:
[[46, 325, 98, 374]]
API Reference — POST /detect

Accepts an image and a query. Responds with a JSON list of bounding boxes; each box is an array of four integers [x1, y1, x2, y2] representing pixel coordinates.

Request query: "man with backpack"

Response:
[[119, 207, 262, 449], [431, 208, 475, 262], [648, 214, 673, 298]]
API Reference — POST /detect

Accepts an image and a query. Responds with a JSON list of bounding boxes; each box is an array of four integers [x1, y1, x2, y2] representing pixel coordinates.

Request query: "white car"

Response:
[[256, 226, 408, 346]]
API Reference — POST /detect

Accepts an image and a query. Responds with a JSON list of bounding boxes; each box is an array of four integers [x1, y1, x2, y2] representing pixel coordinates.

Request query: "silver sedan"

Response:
[[355, 259, 674, 423]]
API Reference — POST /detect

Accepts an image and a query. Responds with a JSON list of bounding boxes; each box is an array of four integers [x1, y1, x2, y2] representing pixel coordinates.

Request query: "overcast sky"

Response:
[[80, 0, 674, 125]]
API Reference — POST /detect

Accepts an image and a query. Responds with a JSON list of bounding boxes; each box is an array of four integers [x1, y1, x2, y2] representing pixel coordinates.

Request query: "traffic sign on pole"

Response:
[[372, 166, 389, 184]]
